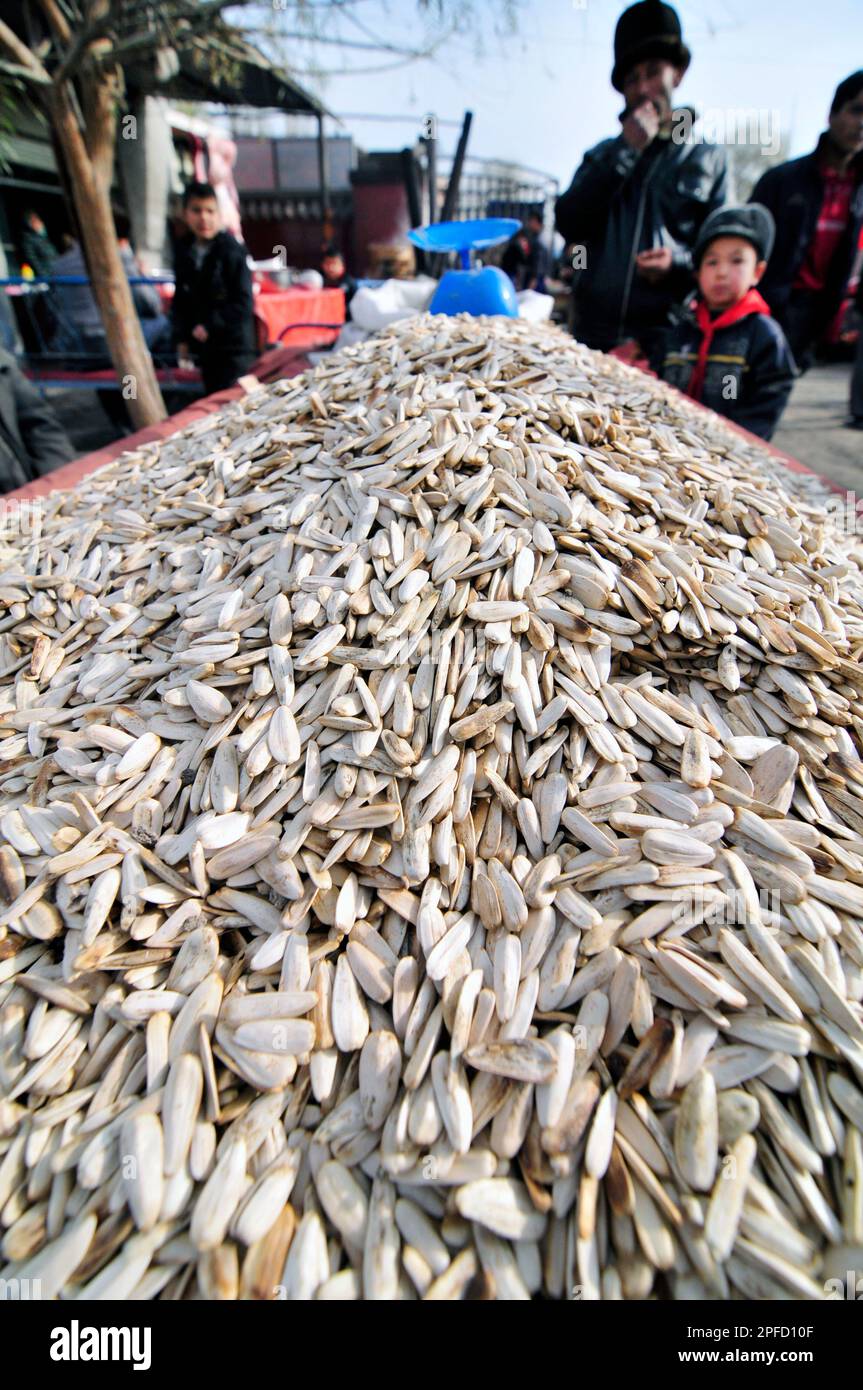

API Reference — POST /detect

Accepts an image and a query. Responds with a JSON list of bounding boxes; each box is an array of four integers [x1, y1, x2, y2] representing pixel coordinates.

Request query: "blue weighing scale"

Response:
[[407, 217, 521, 317]]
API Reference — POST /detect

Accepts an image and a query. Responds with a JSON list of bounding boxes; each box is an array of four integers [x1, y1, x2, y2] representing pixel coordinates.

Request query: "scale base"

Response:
[[429, 266, 518, 318]]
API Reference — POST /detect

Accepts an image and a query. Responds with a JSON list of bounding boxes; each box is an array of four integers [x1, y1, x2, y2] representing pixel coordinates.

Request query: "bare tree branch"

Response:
[[53, 0, 243, 83], [287, 57, 448, 76], [0, 17, 51, 81], [240, 28, 446, 57], [0, 58, 52, 85], [55, 23, 114, 84], [37, 0, 74, 47], [81, 56, 122, 192]]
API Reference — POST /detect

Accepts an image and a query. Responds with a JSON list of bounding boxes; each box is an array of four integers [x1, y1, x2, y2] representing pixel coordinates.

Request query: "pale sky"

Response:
[[274, 0, 863, 191]]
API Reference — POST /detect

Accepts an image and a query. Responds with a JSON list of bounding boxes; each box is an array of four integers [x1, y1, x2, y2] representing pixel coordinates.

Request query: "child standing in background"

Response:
[[172, 182, 256, 397], [653, 204, 797, 440]]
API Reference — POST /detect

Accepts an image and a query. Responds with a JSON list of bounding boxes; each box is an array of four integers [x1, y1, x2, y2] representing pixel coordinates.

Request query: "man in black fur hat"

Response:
[[555, 1, 727, 356]]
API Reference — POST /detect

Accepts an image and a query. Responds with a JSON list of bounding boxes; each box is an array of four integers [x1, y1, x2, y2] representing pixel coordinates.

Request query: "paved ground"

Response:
[[772, 360, 861, 493]]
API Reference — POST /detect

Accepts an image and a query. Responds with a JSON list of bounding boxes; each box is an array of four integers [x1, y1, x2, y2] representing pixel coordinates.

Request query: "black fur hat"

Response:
[[612, 1, 691, 93]]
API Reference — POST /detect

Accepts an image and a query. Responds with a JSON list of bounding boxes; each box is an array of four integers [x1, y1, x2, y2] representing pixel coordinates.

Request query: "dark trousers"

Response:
[[851, 323, 863, 421], [779, 290, 827, 370], [199, 352, 256, 397]]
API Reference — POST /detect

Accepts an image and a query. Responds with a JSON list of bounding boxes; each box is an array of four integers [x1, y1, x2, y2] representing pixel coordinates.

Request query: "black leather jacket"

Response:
[[555, 114, 728, 351], [172, 232, 256, 359], [750, 136, 863, 337]]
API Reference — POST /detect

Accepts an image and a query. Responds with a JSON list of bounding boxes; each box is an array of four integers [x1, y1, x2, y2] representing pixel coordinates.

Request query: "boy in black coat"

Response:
[[172, 183, 256, 396], [653, 204, 797, 440]]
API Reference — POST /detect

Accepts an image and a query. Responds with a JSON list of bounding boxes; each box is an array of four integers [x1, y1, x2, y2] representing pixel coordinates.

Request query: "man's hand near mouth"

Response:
[[621, 99, 660, 151]]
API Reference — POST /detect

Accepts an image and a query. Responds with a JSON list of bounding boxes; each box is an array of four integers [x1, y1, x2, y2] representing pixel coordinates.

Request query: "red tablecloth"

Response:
[[254, 286, 344, 349]]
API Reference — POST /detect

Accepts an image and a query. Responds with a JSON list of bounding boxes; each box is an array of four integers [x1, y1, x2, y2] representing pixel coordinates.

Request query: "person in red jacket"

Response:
[[750, 71, 863, 369], [653, 205, 797, 440]]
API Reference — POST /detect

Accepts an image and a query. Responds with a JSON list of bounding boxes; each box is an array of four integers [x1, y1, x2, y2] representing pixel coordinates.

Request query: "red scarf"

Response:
[[687, 288, 771, 402]]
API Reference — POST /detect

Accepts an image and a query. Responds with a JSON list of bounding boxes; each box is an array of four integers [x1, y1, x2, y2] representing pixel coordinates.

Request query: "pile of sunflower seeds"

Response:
[[0, 313, 861, 1302]]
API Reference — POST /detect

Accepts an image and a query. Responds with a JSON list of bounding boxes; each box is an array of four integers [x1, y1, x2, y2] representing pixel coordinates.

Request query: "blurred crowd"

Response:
[[496, 3, 862, 445], [547, 1, 863, 442]]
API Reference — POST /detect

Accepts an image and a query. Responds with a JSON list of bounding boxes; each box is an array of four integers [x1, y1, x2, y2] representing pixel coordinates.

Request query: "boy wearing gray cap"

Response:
[[653, 204, 797, 440]]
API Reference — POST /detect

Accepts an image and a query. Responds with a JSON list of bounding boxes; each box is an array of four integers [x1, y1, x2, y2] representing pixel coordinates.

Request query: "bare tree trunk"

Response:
[[81, 54, 121, 194], [49, 79, 166, 430]]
